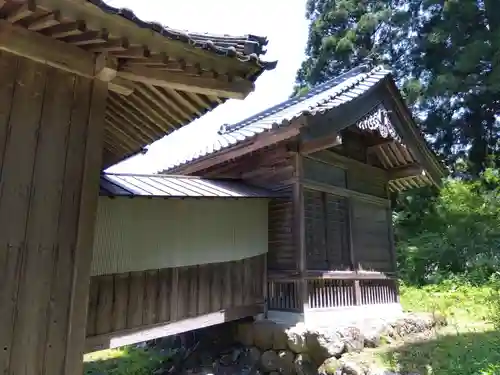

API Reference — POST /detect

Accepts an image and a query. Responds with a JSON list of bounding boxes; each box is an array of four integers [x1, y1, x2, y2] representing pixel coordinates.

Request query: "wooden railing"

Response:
[[359, 279, 399, 305], [267, 279, 301, 311], [267, 270, 398, 311], [307, 279, 356, 308]]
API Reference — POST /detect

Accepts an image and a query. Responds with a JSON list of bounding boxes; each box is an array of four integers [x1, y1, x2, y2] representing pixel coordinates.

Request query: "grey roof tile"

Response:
[[100, 173, 274, 198], [91, 0, 277, 71], [160, 65, 392, 172]]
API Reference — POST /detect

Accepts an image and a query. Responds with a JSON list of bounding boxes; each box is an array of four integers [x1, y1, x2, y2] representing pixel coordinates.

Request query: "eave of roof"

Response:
[[157, 64, 446, 192], [100, 173, 275, 198], [161, 64, 390, 172], [1, 0, 277, 168], [89, 0, 277, 72]]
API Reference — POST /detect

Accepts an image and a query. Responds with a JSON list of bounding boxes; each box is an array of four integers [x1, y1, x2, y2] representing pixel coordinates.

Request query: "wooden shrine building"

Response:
[[0, 0, 274, 374], [162, 65, 446, 325]]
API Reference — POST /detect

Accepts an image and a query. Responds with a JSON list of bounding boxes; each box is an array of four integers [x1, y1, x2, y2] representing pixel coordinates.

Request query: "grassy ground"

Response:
[[346, 282, 500, 375], [83, 346, 165, 375]]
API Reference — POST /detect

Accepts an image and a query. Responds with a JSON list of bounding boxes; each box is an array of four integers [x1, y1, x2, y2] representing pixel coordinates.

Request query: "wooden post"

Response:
[[386, 188, 400, 303], [0, 53, 107, 375], [293, 153, 308, 312], [347, 197, 361, 305]]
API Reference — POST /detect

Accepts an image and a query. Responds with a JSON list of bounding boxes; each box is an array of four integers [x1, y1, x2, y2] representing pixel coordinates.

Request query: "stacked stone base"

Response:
[[233, 312, 446, 375]]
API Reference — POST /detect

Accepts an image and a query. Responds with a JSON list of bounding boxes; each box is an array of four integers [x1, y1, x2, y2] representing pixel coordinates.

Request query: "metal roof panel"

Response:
[[100, 173, 274, 198]]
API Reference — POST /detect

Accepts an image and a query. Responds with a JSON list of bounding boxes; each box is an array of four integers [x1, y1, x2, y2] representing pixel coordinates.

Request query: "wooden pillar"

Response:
[[0, 53, 107, 375], [293, 153, 308, 312], [347, 196, 361, 304]]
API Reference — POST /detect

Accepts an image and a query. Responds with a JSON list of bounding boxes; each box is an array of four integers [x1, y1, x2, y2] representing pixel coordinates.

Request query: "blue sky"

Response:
[[106, 0, 309, 173]]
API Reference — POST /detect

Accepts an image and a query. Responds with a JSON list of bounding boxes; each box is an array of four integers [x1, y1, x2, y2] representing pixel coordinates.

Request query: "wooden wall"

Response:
[[181, 133, 399, 312], [303, 189, 351, 270], [0, 52, 106, 374], [85, 254, 266, 350], [301, 152, 395, 274]]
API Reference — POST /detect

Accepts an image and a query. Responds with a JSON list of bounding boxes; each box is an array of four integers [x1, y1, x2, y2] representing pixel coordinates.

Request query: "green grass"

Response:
[[373, 282, 500, 375], [83, 346, 166, 375]]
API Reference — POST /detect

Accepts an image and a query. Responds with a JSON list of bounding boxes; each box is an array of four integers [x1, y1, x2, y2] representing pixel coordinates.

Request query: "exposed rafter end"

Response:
[[366, 138, 395, 154], [300, 133, 342, 155], [388, 163, 425, 180]]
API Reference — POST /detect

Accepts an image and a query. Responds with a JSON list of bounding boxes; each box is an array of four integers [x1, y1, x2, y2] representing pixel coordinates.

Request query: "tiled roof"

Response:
[[100, 173, 274, 198], [160, 65, 392, 172], [92, 0, 276, 71]]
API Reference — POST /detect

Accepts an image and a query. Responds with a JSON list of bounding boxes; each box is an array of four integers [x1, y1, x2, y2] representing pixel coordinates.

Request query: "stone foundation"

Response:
[[147, 311, 445, 375], [234, 312, 445, 375]]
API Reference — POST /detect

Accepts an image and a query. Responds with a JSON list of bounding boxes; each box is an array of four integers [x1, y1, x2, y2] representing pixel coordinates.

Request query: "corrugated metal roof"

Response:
[[161, 65, 392, 172], [100, 173, 274, 198]]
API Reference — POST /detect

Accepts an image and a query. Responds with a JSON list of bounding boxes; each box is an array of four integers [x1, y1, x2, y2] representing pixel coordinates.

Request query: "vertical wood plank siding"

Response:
[[351, 201, 393, 272], [85, 254, 266, 340], [268, 187, 295, 270], [0, 52, 106, 375]]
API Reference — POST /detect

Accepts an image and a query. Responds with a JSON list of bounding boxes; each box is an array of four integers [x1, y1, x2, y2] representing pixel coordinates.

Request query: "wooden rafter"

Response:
[[388, 163, 425, 180], [117, 64, 254, 99], [35, 0, 252, 73], [300, 134, 342, 155]]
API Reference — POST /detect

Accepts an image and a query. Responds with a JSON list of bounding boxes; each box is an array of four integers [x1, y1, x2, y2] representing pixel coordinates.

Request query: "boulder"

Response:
[[318, 357, 342, 375], [278, 350, 296, 375], [237, 322, 255, 347], [260, 350, 281, 372], [253, 321, 278, 351], [273, 327, 289, 350], [237, 347, 261, 370], [306, 330, 345, 365], [338, 327, 365, 352], [286, 324, 308, 353], [294, 353, 318, 375], [340, 361, 366, 375]]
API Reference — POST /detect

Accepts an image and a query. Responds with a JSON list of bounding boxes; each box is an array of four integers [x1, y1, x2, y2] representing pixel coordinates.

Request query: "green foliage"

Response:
[[83, 346, 166, 375], [395, 168, 500, 285], [400, 281, 494, 326], [379, 282, 500, 375], [380, 329, 500, 375]]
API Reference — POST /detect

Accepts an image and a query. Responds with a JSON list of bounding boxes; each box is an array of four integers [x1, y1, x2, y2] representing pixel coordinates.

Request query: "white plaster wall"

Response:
[[91, 197, 268, 276]]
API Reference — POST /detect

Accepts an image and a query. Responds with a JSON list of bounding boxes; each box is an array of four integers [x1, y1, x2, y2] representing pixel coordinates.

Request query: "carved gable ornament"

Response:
[[356, 105, 401, 142]]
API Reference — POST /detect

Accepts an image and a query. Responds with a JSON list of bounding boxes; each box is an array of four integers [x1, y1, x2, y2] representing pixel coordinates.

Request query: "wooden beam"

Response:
[[117, 64, 253, 99], [307, 150, 388, 180], [85, 304, 263, 352], [174, 122, 303, 175], [300, 134, 342, 155], [36, 0, 250, 74], [0, 21, 136, 95], [108, 78, 134, 96], [388, 163, 424, 180], [0, 19, 94, 77], [302, 179, 390, 207]]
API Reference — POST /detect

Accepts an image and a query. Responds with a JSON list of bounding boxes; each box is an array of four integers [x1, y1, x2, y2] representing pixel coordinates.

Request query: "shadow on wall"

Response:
[[380, 329, 500, 374]]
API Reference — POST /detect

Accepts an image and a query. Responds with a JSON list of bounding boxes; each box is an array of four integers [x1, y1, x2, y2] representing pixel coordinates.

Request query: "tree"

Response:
[[295, 0, 500, 175]]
